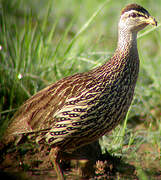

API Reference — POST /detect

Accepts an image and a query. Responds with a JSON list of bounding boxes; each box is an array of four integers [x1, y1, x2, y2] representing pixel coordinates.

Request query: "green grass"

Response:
[[0, 0, 161, 179]]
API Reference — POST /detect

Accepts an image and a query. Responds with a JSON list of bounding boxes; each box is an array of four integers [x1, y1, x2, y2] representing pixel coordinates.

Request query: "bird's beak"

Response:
[[146, 16, 157, 26]]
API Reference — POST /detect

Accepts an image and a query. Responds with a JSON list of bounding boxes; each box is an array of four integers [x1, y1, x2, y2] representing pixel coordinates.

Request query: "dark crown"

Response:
[[121, 4, 149, 16]]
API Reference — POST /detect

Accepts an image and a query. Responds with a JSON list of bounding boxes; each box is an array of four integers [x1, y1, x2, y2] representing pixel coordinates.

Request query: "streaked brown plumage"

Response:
[[2, 4, 157, 180]]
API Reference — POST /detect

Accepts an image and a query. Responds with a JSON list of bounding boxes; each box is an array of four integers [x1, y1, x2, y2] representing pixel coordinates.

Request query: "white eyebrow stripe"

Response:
[[123, 10, 148, 17]]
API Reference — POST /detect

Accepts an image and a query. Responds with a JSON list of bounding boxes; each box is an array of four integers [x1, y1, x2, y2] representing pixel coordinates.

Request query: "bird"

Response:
[[2, 3, 157, 180]]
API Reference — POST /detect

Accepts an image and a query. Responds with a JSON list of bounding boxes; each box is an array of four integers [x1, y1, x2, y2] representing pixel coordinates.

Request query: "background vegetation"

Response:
[[0, 0, 161, 179]]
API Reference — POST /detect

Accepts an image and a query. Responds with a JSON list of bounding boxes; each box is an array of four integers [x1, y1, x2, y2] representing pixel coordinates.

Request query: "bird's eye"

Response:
[[129, 13, 137, 18]]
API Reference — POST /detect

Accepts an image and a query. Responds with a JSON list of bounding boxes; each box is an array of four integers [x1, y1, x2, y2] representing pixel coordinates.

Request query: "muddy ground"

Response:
[[0, 140, 160, 179]]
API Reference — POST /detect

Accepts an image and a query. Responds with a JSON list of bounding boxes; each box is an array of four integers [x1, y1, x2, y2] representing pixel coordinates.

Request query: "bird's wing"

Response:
[[6, 72, 102, 138]]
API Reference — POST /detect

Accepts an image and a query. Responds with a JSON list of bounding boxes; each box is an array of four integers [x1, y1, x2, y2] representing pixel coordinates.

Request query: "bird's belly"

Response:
[[45, 84, 135, 152]]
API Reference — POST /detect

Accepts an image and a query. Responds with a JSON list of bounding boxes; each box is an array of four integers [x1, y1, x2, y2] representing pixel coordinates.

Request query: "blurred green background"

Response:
[[0, 0, 161, 178]]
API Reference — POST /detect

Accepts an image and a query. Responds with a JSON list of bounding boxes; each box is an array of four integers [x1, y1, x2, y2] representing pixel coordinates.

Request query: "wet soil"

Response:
[[0, 140, 160, 179]]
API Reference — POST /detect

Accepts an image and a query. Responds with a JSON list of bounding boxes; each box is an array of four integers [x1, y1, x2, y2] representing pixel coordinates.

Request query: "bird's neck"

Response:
[[107, 27, 139, 70], [91, 27, 139, 84], [117, 27, 138, 55], [108, 28, 140, 85]]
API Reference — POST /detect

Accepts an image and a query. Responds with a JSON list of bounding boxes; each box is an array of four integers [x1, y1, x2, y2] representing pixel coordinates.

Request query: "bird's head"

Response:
[[119, 4, 157, 33]]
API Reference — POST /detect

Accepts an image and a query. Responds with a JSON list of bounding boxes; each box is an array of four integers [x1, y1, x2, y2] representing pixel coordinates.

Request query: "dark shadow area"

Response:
[[0, 140, 138, 180]]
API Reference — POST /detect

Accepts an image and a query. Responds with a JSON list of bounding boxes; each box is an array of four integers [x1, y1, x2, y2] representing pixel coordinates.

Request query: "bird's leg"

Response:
[[50, 147, 64, 180]]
